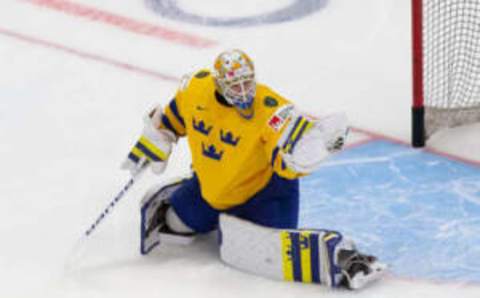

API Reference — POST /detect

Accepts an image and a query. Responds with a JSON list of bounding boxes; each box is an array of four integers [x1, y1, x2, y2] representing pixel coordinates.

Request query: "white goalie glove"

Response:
[[279, 111, 349, 174], [122, 105, 176, 175]]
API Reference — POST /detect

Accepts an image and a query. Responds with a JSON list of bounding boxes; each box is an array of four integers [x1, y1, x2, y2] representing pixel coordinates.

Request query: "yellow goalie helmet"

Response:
[[214, 49, 256, 119]]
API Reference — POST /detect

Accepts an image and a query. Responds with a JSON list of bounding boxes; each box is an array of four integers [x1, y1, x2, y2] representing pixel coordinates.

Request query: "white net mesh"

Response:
[[423, 0, 480, 137]]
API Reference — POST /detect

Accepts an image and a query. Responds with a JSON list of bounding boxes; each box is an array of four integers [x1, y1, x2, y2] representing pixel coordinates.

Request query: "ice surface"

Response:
[[300, 140, 480, 282], [0, 0, 479, 297]]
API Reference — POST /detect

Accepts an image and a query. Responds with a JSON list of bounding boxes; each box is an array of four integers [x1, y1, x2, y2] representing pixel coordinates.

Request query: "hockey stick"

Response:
[[64, 161, 148, 271], [85, 166, 146, 237]]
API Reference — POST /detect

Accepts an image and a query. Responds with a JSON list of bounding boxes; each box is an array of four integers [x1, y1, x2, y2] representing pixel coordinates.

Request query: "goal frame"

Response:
[[411, 0, 425, 147]]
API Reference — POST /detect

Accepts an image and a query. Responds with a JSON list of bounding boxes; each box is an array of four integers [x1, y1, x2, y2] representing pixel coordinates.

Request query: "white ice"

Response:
[[0, 0, 479, 297]]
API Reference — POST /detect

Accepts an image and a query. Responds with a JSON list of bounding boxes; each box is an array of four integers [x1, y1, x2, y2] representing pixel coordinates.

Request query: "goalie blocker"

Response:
[[219, 214, 386, 290]]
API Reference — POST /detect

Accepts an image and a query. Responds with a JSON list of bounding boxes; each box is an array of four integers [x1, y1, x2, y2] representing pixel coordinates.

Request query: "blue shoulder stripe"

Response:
[[161, 114, 180, 136], [169, 99, 185, 127]]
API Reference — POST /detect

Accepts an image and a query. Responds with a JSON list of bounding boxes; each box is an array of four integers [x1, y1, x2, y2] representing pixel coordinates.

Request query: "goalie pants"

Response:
[[169, 173, 299, 233]]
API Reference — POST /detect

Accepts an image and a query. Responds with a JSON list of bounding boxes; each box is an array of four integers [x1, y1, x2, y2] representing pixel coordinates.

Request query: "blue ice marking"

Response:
[[146, 0, 328, 27], [299, 140, 480, 282]]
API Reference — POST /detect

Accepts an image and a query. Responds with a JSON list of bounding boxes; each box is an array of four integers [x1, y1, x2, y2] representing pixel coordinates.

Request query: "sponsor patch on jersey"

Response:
[[264, 96, 278, 107], [268, 104, 294, 131]]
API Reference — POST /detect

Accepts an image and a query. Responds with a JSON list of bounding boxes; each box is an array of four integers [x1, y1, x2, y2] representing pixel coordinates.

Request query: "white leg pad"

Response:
[[140, 176, 195, 255], [218, 214, 354, 287]]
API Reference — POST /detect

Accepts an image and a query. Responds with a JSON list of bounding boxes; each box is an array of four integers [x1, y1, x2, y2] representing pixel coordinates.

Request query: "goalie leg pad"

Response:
[[218, 214, 385, 289], [140, 177, 195, 255], [219, 214, 345, 286]]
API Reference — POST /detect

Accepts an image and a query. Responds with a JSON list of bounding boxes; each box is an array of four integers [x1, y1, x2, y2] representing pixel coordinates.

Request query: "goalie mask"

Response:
[[214, 49, 256, 119]]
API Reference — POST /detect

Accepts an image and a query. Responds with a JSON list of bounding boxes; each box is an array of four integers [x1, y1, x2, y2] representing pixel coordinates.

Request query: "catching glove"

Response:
[[279, 111, 349, 173]]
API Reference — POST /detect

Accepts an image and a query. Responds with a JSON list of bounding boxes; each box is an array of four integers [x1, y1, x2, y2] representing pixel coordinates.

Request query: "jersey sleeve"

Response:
[[157, 70, 210, 137], [262, 105, 307, 180], [158, 94, 187, 137]]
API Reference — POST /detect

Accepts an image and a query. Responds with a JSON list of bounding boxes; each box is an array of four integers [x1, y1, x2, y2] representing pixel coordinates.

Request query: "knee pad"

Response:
[[166, 206, 194, 234]]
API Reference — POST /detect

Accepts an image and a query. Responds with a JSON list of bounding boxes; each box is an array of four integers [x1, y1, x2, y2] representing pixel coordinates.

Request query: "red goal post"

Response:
[[411, 0, 480, 147]]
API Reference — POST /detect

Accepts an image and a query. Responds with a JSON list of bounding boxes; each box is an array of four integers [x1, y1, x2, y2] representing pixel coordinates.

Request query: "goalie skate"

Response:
[[140, 179, 195, 255], [338, 250, 387, 290]]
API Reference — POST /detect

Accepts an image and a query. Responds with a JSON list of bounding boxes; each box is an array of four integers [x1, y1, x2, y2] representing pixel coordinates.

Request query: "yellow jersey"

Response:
[[159, 69, 302, 210]]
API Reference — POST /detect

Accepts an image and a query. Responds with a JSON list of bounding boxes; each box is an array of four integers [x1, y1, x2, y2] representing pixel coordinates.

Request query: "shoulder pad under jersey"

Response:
[[194, 70, 211, 79], [178, 69, 212, 92], [178, 73, 193, 92]]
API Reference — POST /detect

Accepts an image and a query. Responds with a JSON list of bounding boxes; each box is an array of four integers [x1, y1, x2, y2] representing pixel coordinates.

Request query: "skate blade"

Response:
[[349, 262, 387, 290]]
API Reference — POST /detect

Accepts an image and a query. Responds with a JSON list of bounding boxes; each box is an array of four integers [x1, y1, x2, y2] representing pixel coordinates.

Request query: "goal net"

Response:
[[412, 0, 480, 147]]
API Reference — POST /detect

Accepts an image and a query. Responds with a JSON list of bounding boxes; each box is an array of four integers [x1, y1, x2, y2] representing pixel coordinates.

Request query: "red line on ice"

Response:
[[0, 28, 179, 82], [21, 0, 217, 48], [351, 127, 480, 167], [1, 28, 478, 168]]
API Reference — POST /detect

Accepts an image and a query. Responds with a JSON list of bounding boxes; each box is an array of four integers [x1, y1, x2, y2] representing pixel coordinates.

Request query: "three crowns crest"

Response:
[[193, 118, 213, 135], [220, 130, 240, 146], [201, 143, 224, 160]]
